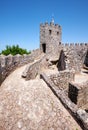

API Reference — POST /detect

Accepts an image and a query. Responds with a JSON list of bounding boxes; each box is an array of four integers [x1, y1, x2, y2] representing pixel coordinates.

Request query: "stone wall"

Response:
[[68, 81, 88, 109], [0, 49, 43, 85], [49, 70, 75, 90], [40, 73, 88, 130], [63, 43, 88, 72], [40, 43, 88, 73], [22, 55, 49, 80]]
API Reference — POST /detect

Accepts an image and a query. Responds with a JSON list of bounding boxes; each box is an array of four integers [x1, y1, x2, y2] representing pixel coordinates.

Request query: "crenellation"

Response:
[[65, 43, 69, 46], [70, 43, 74, 45], [80, 43, 84, 46], [69, 43, 74, 48], [45, 22, 48, 25], [85, 43, 88, 46], [64, 43, 69, 47], [50, 22, 54, 26], [75, 43, 80, 47], [74, 43, 86, 48], [61, 42, 88, 50], [55, 24, 58, 27], [40, 23, 45, 27]]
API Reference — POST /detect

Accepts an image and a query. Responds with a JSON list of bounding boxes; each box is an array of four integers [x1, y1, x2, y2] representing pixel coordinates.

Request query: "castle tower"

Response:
[[40, 20, 62, 53]]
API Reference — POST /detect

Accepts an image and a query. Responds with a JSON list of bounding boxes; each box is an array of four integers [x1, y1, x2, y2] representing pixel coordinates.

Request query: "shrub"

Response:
[[0, 45, 31, 56]]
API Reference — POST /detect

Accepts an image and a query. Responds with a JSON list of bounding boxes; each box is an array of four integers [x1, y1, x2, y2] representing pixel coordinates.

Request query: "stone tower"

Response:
[[40, 20, 62, 53]]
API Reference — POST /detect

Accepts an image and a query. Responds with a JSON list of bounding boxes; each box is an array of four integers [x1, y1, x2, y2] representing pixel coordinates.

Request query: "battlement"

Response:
[[40, 21, 88, 55], [40, 22, 62, 53], [40, 22, 61, 29], [61, 43, 88, 48]]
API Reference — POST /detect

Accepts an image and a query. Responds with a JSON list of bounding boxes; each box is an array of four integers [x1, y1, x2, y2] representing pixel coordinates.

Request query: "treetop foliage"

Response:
[[0, 45, 31, 56]]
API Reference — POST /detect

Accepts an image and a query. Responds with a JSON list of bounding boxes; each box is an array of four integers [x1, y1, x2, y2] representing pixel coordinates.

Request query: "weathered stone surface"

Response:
[[40, 22, 62, 54], [0, 65, 82, 130], [49, 70, 74, 90], [68, 72, 88, 109], [77, 109, 88, 129], [0, 49, 43, 85], [40, 72, 88, 130]]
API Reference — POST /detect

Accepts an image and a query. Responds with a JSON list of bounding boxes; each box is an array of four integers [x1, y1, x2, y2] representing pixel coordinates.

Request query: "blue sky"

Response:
[[0, 0, 88, 52]]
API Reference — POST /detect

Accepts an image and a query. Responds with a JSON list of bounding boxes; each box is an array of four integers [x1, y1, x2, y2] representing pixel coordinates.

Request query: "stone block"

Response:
[[68, 81, 88, 108]]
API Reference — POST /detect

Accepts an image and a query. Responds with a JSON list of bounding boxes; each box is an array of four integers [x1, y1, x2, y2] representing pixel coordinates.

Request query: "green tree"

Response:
[[1, 45, 31, 56]]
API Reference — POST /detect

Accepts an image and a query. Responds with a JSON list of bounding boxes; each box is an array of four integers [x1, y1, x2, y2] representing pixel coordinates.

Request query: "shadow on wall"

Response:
[[84, 49, 88, 69], [57, 50, 66, 71]]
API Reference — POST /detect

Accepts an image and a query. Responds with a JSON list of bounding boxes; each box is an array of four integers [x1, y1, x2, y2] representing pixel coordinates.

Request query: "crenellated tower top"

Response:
[[40, 21, 62, 53]]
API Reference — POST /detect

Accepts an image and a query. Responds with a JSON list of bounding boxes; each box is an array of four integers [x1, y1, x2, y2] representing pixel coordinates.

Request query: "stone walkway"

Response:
[[0, 65, 82, 130]]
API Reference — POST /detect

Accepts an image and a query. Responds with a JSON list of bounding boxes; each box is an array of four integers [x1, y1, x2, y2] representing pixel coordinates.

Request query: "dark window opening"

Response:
[[49, 30, 52, 35], [42, 44, 46, 53], [57, 31, 59, 35]]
